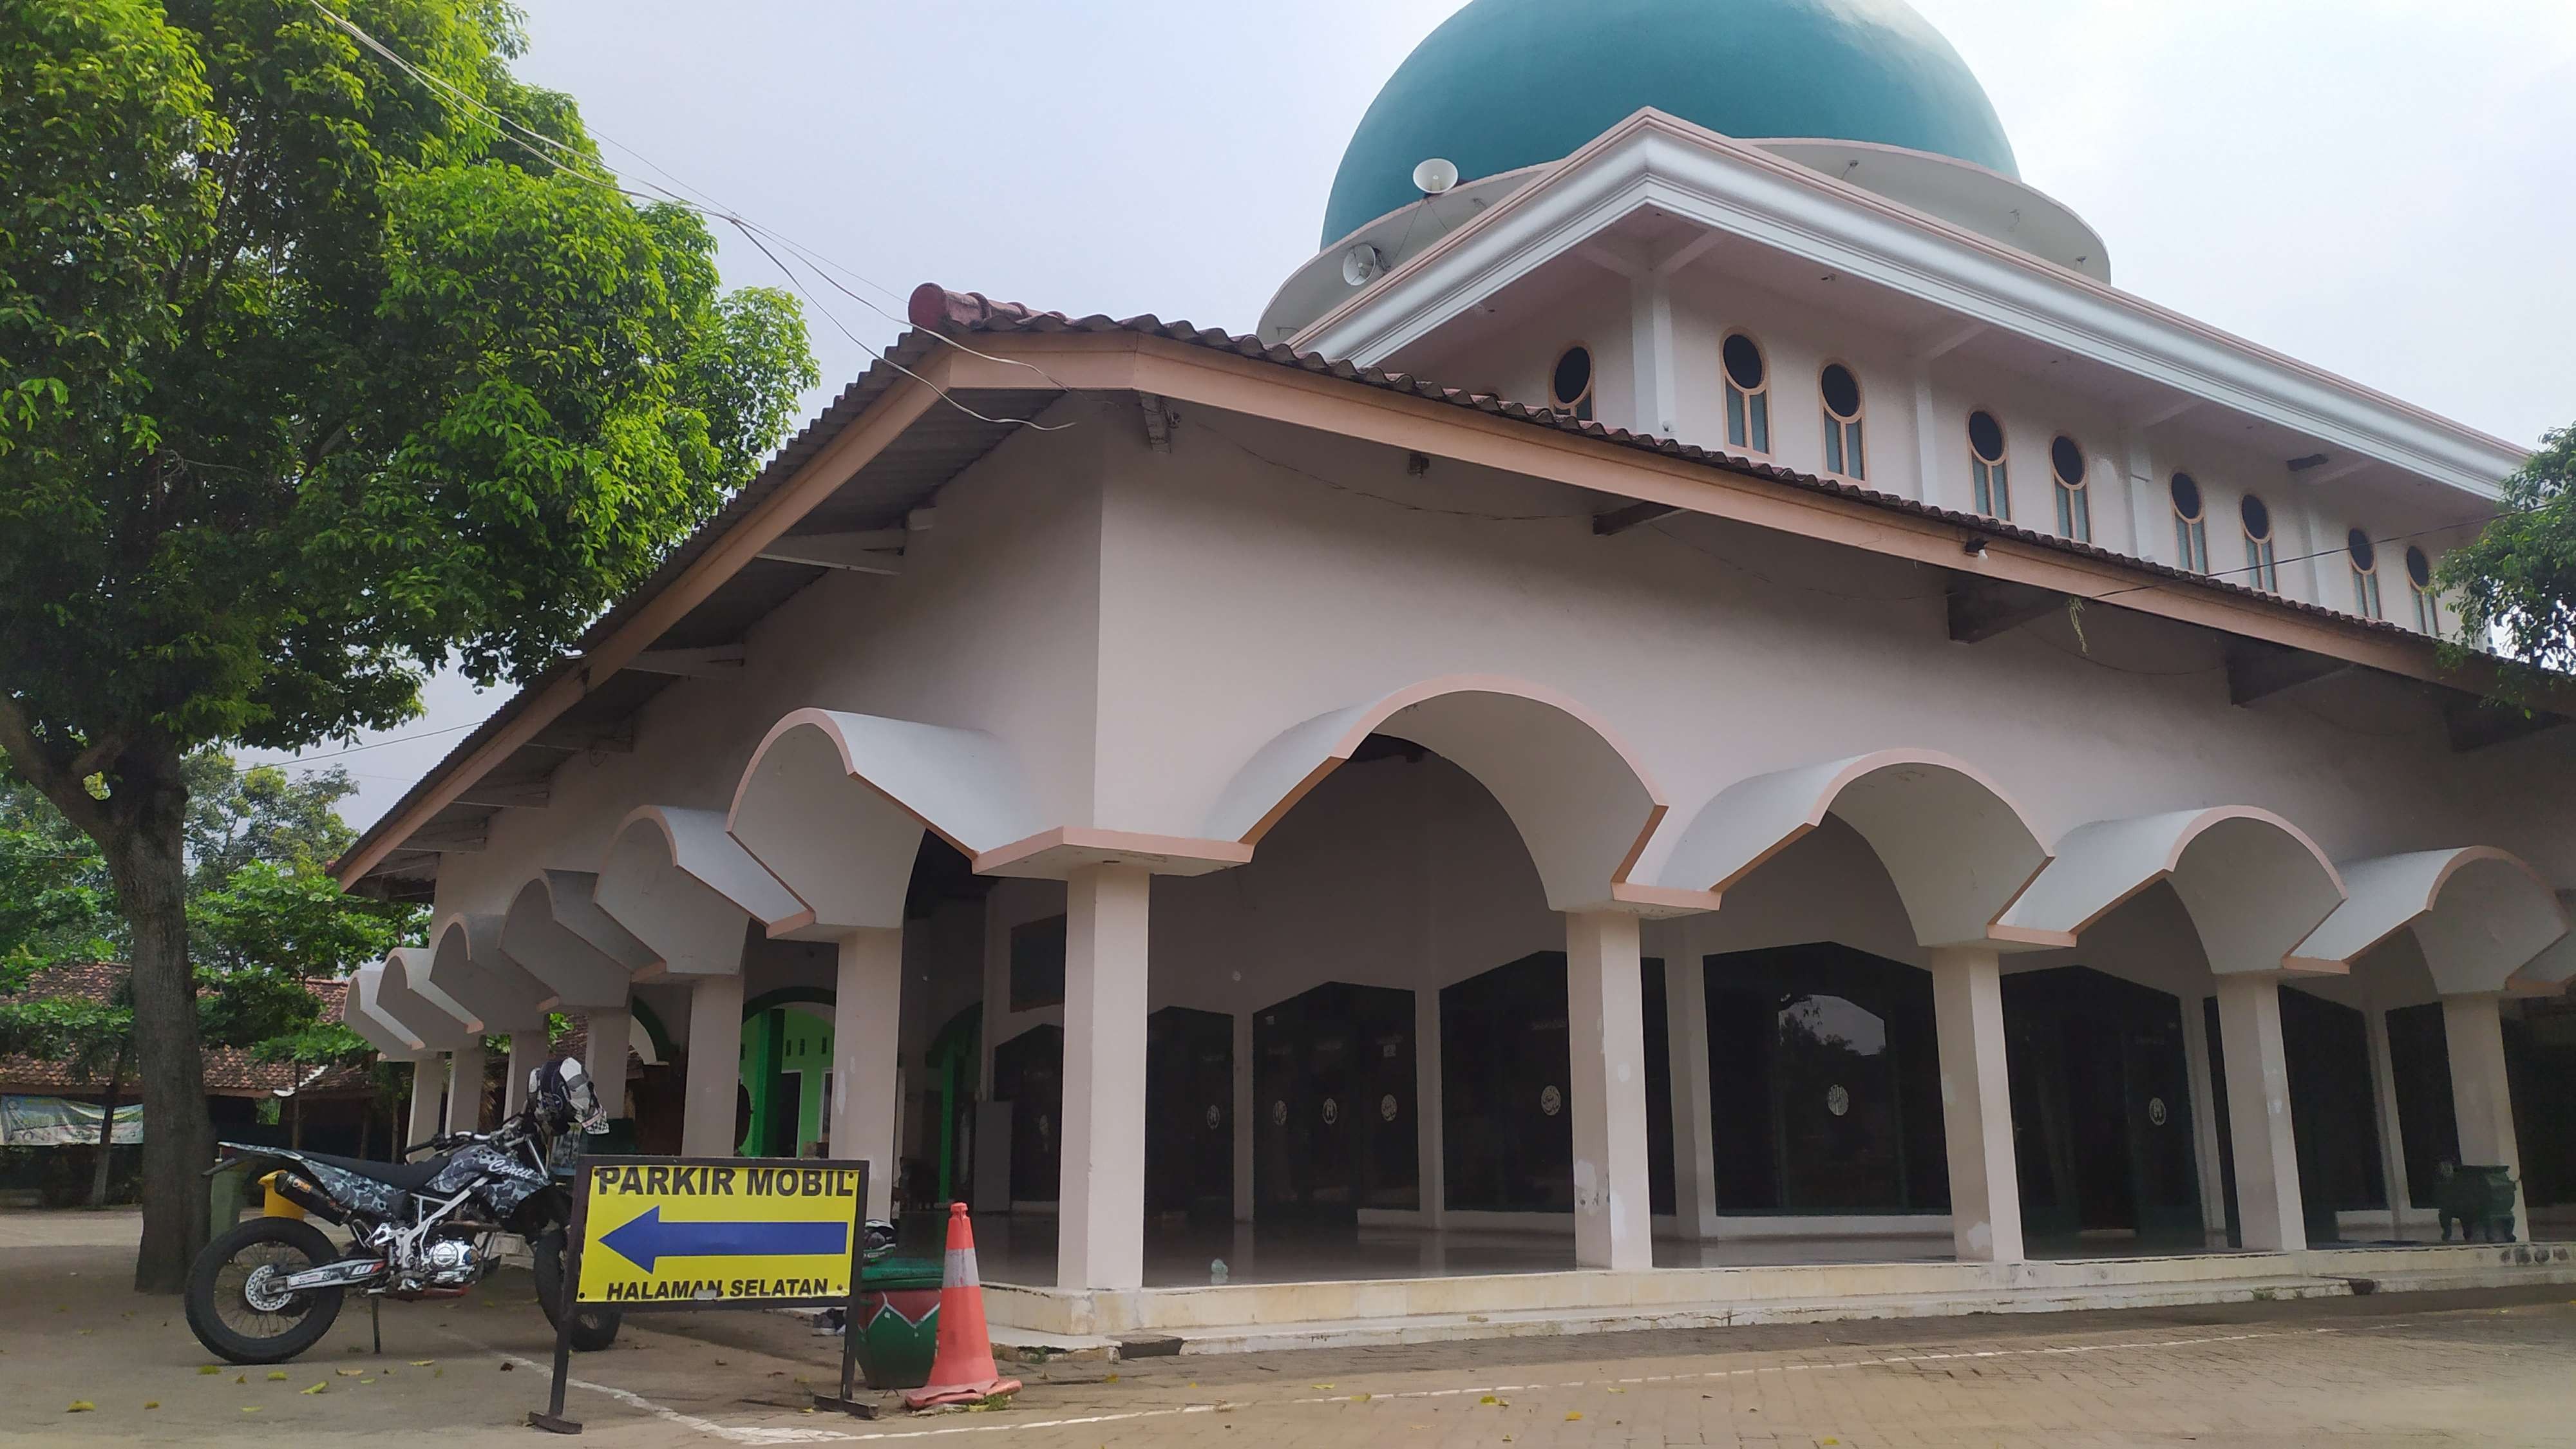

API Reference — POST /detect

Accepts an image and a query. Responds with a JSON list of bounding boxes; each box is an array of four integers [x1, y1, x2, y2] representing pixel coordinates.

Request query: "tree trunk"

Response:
[[97, 774, 212, 1294], [88, 1042, 131, 1209]]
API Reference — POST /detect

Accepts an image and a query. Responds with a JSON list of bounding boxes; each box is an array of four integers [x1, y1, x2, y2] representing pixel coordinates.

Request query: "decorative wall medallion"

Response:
[[1322, 1097, 1340, 1125], [1271, 1100, 1287, 1126], [2148, 1096, 2169, 1127], [1540, 1084, 1563, 1117], [1379, 1094, 1398, 1122], [1826, 1084, 1850, 1117], [1205, 1104, 1222, 1131]]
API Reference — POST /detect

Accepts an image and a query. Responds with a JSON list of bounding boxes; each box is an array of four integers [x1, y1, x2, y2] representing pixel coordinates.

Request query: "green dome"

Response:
[[1321, 0, 2019, 247]]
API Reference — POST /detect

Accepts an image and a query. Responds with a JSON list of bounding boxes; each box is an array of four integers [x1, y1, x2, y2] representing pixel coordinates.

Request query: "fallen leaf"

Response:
[[234, 1374, 247, 1384], [66, 1401, 95, 1414], [198, 1365, 221, 1376], [1311, 1383, 1333, 1390], [144, 1401, 159, 1409], [1350, 1393, 1371, 1403], [499, 1362, 516, 1372], [1566, 1411, 1583, 1421], [1479, 1394, 1499, 1405], [360, 1378, 375, 1385], [434, 1368, 444, 1378], [301, 1383, 327, 1396], [266, 1370, 289, 1381], [242, 1406, 261, 1414], [336, 1368, 363, 1377], [410, 1359, 435, 1367]]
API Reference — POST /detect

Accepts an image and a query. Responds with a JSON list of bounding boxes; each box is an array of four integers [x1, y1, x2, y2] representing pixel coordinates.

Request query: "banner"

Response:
[[0, 1095, 142, 1146]]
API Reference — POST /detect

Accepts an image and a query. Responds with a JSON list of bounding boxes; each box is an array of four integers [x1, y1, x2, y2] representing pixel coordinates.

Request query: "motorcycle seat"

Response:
[[294, 1150, 451, 1193]]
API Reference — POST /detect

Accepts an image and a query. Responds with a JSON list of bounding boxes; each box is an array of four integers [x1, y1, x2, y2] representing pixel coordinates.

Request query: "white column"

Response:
[[684, 971, 748, 1157], [1929, 945, 2025, 1264], [446, 1039, 488, 1135], [504, 1031, 546, 1118], [407, 1057, 447, 1151], [1058, 864, 1151, 1291], [1629, 272, 1677, 437], [2441, 992, 2526, 1233], [585, 1004, 631, 1122], [1565, 910, 1653, 1271], [1909, 358, 1944, 507], [2363, 1006, 2412, 1238], [2215, 974, 2306, 1252], [2179, 996, 2230, 1239], [831, 927, 904, 1219], [1665, 945, 1722, 1237]]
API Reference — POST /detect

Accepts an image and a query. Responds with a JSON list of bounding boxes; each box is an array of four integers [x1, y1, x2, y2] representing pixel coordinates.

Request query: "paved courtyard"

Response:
[[4, 1212, 2573, 1446]]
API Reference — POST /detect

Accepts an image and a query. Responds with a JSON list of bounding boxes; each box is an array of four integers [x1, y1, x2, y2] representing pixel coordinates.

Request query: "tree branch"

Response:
[[0, 694, 113, 839]]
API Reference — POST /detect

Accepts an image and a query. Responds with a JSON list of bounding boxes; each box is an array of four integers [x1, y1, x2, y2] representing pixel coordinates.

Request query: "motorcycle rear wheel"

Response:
[[185, 1217, 347, 1365], [531, 1229, 622, 1351]]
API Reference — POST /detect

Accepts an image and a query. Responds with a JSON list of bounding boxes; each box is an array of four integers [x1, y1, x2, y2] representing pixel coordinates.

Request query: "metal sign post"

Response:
[[527, 1155, 870, 1435]]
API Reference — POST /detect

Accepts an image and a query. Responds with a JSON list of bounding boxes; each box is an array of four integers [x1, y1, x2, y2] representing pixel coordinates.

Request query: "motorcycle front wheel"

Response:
[[531, 1229, 622, 1351], [184, 1217, 347, 1365]]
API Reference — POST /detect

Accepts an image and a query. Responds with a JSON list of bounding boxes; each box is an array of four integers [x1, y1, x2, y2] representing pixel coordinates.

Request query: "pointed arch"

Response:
[[596, 806, 802, 974], [2294, 848, 2571, 994], [1995, 807, 2347, 974], [728, 709, 1043, 934], [1650, 749, 2053, 947], [370, 946, 478, 1051], [424, 911, 553, 1032], [1201, 675, 1683, 913], [500, 869, 652, 1011]]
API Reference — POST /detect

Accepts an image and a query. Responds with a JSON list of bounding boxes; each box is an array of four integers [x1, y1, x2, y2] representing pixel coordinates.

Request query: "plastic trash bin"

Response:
[[849, 1256, 946, 1390]]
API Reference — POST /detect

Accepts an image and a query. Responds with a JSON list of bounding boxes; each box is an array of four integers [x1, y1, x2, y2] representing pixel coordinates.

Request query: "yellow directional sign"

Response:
[[570, 1156, 869, 1307]]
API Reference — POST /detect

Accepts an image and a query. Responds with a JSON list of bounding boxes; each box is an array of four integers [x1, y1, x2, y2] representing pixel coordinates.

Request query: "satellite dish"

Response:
[[1340, 243, 1386, 287], [1413, 157, 1461, 195]]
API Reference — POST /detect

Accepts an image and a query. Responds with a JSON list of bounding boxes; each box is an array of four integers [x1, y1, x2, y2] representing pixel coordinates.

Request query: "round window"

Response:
[[2170, 472, 2202, 520], [1967, 410, 2005, 464], [2405, 545, 2433, 589], [1722, 333, 1766, 392], [2347, 528, 2376, 573], [1550, 346, 1592, 409], [1820, 363, 1861, 421], [2050, 435, 2085, 486], [2241, 493, 2272, 540]]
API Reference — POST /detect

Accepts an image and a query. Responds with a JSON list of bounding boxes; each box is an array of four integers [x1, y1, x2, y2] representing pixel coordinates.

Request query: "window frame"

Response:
[[2240, 493, 2279, 593], [1818, 359, 1866, 480], [1721, 331, 1772, 455], [2049, 434, 2092, 544], [1965, 408, 2011, 522], [1548, 343, 1596, 424], [2169, 471, 2210, 573], [2405, 545, 2439, 634], [2346, 527, 2383, 620]]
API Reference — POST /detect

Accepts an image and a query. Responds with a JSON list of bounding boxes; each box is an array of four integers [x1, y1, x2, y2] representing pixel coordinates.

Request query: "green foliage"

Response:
[[2440, 426, 2576, 694]]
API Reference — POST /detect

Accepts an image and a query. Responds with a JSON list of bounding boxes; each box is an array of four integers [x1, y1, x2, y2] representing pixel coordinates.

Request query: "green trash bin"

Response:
[[848, 1256, 946, 1390], [207, 1159, 257, 1240]]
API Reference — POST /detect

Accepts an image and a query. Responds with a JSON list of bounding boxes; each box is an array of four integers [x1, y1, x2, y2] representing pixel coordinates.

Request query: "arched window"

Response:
[[1722, 332, 1770, 453], [2241, 493, 2278, 592], [2170, 473, 2210, 573], [2346, 528, 2382, 620], [1549, 345, 1595, 424], [1819, 363, 1865, 479], [1967, 410, 2010, 520], [2405, 545, 2439, 634], [2050, 435, 2091, 543]]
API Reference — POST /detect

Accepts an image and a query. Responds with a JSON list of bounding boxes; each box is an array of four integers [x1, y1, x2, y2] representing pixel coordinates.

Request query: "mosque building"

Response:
[[337, 0, 2576, 1340]]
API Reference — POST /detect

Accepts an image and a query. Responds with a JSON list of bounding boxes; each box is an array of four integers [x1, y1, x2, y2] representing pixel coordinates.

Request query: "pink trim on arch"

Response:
[[2050, 805, 2347, 943], [728, 707, 961, 855], [1235, 673, 1669, 878]]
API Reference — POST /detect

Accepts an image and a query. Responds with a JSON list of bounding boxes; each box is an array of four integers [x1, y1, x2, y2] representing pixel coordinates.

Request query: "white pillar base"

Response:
[[1565, 911, 1653, 1271], [1930, 945, 2025, 1264], [2215, 974, 2306, 1252], [684, 971, 749, 1158], [505, 1032, 547, 1119], [1663, 942, 1723, 1238], [2442, 992, 2526, 1232], [407, 1057, 447, 1152], [1059, 864, 1151, 1292], [446, 1040, 488, 1135], [830, 928, 903, 1218]]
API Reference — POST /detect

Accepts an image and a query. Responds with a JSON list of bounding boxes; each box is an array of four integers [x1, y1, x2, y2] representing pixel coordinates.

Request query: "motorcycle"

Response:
[[184, 1056, 621, 1365]]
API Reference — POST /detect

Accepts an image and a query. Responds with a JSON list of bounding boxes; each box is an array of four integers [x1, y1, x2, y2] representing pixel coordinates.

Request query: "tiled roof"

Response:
[[901, 284, 2441, 644], [0, 964, 374, 1097]]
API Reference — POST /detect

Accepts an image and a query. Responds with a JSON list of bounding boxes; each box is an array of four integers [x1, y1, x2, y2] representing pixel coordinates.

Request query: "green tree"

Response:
[[0, 0, 813, 1288], [2441, 425, 2576, 692]]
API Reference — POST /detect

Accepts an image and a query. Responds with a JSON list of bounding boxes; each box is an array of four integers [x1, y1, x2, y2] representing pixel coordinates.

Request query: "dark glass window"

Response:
[[2385, 1002, 2458, 1209], [2050, 435, 2087, 486], [1820, 363, 1861, 419], [2405, 545, 2433, 589], [2347, 528, 2376, 573], [1008, 915, 1066, 1011], [1441, 954, 1571, 1212], [1550, 346, 1592, 412], [1701, 943, 1945, 1214], [1967, 411, 2006, 464], [991, 1025, 1063, 1203], [1722, 333, 1766, 391], [2241, 493, 2272, 539], [2170, 472, 2203, 519]]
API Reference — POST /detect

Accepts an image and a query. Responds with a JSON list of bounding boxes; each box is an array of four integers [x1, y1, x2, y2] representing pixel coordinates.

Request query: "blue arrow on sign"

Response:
[[599, 1206, 849, 1272]]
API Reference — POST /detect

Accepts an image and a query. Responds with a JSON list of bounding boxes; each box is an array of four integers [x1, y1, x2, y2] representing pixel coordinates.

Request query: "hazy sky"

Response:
[[261, 0, 2576, 831]]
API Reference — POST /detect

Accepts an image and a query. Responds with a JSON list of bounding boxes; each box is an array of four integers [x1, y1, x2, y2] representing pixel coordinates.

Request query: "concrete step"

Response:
[[1149, 1274, 2354, 1354]]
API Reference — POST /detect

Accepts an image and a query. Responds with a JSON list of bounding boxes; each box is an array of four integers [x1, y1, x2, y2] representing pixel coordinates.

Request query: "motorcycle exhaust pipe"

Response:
[[279, 1258, 386, 1293], [260, 1169, 346, 1225]]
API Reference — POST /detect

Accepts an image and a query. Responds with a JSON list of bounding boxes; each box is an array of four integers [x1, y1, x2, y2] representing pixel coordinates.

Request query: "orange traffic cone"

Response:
[[902, 1203, 1023, 1410]]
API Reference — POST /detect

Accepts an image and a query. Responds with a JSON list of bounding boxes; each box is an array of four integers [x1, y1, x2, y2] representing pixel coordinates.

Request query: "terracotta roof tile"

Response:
[[0, 965, 373, 1097]]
